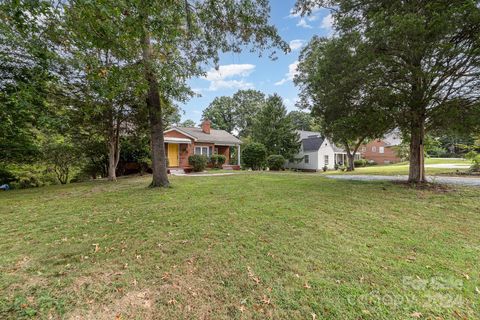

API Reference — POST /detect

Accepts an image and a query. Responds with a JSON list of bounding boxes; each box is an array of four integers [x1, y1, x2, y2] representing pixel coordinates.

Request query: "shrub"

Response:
[[469, 153, 480, 172], [242, 142, 267, 170], [209, 154, 226, 169], [188, 155, 208, 172], [322, 165, 328, 172], [267, 155, 285, 171], [366, 160, 378, 166], [9, 167, 58, 189], [0, 168, 17, 185], [354, 159, 367, 167]]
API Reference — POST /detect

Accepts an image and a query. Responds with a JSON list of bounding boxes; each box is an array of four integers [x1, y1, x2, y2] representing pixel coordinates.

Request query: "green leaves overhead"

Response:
[[294, 0, 480, 180]]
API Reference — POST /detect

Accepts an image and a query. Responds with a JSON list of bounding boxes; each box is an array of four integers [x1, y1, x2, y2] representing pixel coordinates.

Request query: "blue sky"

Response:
[[178, 1, 333, 124]]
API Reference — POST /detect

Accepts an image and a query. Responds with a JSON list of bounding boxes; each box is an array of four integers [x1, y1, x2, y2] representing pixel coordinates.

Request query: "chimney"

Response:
[[201, 119, 211, 134]]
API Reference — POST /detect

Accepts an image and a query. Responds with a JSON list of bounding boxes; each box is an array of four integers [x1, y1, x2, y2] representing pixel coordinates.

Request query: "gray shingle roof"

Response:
[[297, 130, 322, 140], [302, 136, 325, 151], [383, 129, 402, 146], [297, 130, 346, 153], [174, 127, 242, 145]]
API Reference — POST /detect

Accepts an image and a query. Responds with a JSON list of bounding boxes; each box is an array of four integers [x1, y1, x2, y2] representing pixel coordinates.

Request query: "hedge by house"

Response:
[[188, 155, 208, 172], [209, 154, 226, 169], [267, 155, 285, 171], [242, 142, 267, 170]]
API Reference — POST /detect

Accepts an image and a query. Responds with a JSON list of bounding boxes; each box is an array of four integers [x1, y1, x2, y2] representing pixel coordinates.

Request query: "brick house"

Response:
[[359, 130, 402, 164], [163, 120, 242, 171]]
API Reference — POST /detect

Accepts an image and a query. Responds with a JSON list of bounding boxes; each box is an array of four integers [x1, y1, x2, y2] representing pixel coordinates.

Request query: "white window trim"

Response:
[[379, 146, 384, 154], [194, 146, 210, 156], [304, 155, 309, 164], [324, 155, 329, 166], [372, 146, 377, 152]]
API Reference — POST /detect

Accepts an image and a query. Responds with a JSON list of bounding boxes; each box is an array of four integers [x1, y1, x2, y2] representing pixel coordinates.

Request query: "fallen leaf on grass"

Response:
[[247, 266, 261, 284], [261, 295, 271, 305], [475, 287, 479, 294], [92, 244, 100, 253], [406, 255, 416, 262], [303, 282, 311, 289], [161, 272, 170, 281], [462, 273, 470, 280], [239, 305, 246, 313], [167, 299, 177, 305], [411, 311, 422, 318], [311, 312, 317, 319]]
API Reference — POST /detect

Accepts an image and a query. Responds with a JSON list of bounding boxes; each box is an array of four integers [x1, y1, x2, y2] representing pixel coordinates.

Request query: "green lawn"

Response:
[[1, 173, 479, 319], [327, 158, 471, 176]]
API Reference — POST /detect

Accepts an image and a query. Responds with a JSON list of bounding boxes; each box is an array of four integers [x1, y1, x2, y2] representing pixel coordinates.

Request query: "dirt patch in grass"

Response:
[[66, 258, 234, 320], [392, 181, 456, 193], [68, 289, 154, 320]]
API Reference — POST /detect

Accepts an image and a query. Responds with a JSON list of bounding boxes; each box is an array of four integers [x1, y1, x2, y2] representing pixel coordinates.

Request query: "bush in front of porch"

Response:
[[188, 155, 208, 172]]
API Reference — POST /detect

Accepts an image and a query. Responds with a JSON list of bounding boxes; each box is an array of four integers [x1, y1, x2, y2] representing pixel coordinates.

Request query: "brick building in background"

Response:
[[359, 130, 402, 164]]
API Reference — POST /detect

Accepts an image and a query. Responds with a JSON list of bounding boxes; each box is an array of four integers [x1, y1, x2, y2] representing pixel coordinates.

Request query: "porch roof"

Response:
[[164, 137, 192, 144], [166, 127, 242, 145]]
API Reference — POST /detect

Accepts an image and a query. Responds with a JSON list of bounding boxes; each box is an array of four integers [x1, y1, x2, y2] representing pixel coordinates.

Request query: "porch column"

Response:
[[237, 144, 241, 166]]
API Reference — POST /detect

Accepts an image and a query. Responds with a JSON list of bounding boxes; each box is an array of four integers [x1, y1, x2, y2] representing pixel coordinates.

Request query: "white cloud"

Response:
[[283, 97, 300, 111], [204, 64, 255, 91], [289, 39, 305, 51], [296, 18, 312, 29], [275, 61, 299, 86], [208, 79, 253, 91], [320, 13, 334, 34]]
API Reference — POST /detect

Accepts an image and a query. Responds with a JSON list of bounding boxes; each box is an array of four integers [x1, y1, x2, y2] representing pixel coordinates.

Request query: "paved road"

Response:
[[326, 175, 480, 187]]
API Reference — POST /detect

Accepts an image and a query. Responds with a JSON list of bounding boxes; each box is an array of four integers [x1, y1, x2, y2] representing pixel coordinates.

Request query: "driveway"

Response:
[[326, 175, 480, 187]]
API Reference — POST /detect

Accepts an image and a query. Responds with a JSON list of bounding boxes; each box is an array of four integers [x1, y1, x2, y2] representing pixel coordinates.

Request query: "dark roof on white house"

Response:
[[302, 136, 325, 151], [172, 127, 242, 145], [297, 130, 347, 153]]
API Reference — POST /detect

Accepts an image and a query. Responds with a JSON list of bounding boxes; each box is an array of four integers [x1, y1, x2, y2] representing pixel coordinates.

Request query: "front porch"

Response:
[[164, 141, 241, 170], [334, 153, 361, 166]]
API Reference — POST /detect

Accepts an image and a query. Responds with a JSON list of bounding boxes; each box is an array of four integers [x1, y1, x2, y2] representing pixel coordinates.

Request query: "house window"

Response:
[[361, 147, 366, 152], [304, 155, 309, 164], [194, 146, 210, 156], [324, 155, 329, 166], [379, 146, 384, 154], [372, 146, 377, 152]]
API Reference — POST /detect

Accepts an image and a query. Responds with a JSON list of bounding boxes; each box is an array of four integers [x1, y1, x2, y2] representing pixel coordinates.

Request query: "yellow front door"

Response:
[[167, 144, 179, 167]]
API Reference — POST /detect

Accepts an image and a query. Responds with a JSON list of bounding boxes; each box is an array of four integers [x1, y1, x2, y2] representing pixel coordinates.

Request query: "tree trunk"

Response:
[[107, 138, 117, 181], [408, 120, 426, 183], [346, 153, 355, 171], [141, 31, 169, 188], [343, 139, 364, 172], [107, 111, 119, 181]]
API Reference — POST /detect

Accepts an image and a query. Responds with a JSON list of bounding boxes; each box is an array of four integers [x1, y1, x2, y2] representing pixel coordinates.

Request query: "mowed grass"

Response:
[[327, 158, 471, 176], [1, 173, 479, 319]]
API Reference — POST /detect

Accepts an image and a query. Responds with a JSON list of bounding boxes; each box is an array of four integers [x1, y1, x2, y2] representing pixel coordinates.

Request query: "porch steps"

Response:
[[168, 168, 185, 175]]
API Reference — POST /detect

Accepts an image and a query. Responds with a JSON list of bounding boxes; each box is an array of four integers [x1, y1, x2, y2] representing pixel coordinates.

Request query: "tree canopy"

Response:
[[295, 0, 480, 181], [251, 94, 300, 159], [296, 33, 394, 170]]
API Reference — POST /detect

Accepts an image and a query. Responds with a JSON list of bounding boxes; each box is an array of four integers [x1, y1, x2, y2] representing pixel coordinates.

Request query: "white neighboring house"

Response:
[[286, 130, 360, 171]]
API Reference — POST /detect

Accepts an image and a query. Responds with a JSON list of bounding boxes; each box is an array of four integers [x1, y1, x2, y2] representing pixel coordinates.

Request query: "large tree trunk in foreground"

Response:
[[141, 32, 169, 188], [408, 120, 426, 183]]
